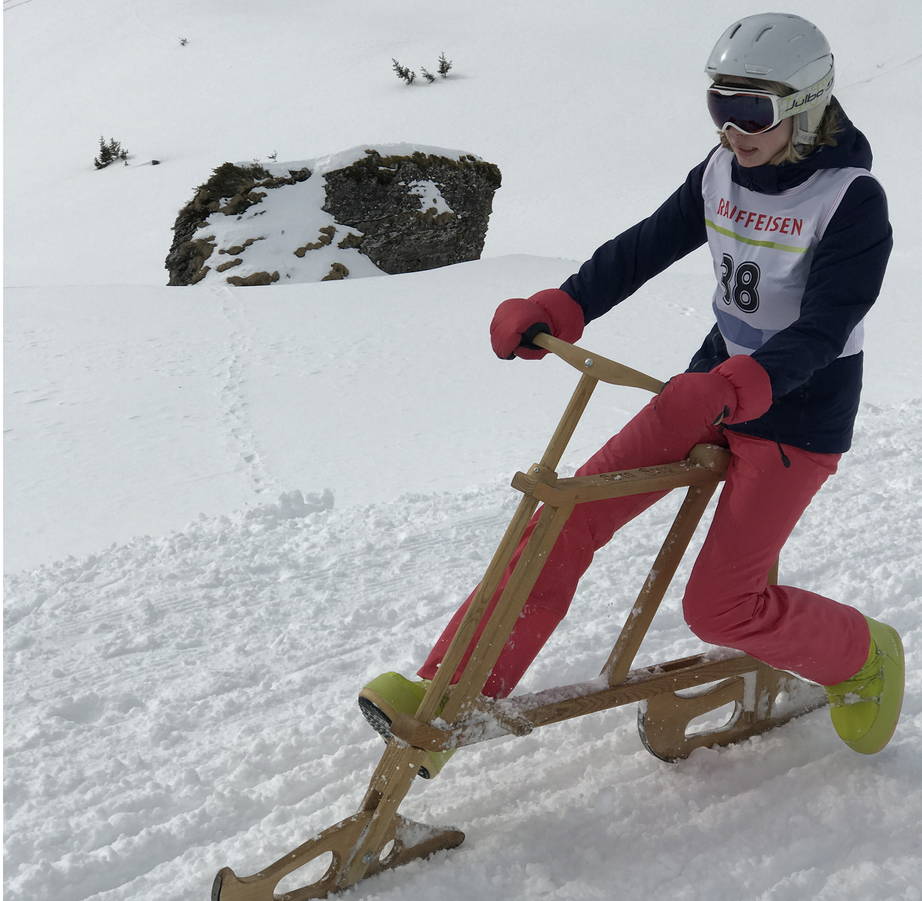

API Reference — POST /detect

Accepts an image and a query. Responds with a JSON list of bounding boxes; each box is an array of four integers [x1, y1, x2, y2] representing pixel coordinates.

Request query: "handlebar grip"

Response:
[[520, 322, 551, 350]]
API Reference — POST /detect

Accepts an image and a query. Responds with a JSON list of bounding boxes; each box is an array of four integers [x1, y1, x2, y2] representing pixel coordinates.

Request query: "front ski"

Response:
[[213, 810, 463, 901]]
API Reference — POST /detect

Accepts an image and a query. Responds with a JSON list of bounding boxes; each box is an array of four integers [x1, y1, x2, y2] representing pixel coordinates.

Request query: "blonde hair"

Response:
[[714, 76, 842, 164]]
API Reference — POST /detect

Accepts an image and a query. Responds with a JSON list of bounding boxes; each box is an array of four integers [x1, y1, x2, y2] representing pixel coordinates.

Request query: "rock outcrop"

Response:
[[164, 145, 502, 287], [165, 163, 310, 286], [322, 149, 501, 275]]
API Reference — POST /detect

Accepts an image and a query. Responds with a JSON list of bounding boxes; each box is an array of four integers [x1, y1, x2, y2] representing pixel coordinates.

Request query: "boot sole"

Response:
[[358, 692, 434, 779]]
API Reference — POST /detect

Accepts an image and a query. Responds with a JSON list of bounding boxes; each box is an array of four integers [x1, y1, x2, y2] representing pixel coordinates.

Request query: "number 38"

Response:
[[719, 253, 761, 313]]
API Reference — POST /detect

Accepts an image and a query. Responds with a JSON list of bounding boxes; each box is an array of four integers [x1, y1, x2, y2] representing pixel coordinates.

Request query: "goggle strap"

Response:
[[777, 69, 834, 121]]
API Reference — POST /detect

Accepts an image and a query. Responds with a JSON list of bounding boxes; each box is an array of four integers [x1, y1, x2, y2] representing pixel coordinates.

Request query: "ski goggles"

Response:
[[706, 71, 834, 136]]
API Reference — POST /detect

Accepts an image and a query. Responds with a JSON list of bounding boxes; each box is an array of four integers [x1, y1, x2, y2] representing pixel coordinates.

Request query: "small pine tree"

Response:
[[420, 67, 436, 83], [94, 136, 112, 169], [392, 58, 416, 85], [438, 52, 453, 77], [94, 137, 129, 170]]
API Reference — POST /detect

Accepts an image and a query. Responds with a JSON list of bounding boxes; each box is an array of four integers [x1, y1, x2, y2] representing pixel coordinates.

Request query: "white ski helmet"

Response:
[[705, 13, 834, 147]]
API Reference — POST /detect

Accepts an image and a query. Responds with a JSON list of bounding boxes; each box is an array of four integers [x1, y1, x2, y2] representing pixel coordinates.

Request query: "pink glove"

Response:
[[660, 355, 773, 426], [490, 289, 585, 360]]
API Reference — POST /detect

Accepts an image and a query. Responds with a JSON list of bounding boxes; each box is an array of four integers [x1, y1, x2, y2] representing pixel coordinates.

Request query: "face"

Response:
[[723, 117, 793, 167]]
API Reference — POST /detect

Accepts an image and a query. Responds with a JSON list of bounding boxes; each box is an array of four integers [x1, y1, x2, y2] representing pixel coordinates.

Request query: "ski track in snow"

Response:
[[212, 285, 280, 498], [4, 402, 921, 901]]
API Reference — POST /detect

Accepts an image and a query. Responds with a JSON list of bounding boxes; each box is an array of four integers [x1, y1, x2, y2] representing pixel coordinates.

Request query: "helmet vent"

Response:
[[754, 25, 774, 42], [728, 23, 742, 39]]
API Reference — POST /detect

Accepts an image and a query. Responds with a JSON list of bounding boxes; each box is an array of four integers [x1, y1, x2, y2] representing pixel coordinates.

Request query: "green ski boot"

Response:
[[358, 672, 456, 778], [827, 617, 905, 754]]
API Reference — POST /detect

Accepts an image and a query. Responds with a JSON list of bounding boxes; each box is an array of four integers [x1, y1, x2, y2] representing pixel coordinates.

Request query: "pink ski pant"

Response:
[[419, 383, 870, 697]]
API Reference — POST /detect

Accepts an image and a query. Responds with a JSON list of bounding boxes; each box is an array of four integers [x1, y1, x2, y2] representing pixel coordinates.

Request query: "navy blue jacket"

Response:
[[560, 100, 892, 453]]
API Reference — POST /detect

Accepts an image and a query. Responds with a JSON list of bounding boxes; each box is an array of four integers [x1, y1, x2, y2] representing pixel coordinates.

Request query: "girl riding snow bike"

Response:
[[360, 13, 903, 775]]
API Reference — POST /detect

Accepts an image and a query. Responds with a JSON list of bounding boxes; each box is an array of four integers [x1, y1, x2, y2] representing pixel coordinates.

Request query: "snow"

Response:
[[3, 2, 922, 900], [406, 179, 454, 216]]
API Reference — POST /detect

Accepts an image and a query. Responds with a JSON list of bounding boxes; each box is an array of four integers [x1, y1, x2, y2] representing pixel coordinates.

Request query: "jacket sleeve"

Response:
[[751, 175, 893, 398], [559, 149, 715, 324]]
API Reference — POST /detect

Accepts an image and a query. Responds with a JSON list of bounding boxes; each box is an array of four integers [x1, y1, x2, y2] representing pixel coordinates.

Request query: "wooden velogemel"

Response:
[[213, 333, 826, 901]]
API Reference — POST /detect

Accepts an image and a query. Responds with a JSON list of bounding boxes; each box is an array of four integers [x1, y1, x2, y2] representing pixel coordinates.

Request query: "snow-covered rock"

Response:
[[165, 145, 501, 286]]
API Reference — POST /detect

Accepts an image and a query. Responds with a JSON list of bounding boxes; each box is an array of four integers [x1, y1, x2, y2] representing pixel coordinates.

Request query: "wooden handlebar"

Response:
[[531, 332, 665, 394]]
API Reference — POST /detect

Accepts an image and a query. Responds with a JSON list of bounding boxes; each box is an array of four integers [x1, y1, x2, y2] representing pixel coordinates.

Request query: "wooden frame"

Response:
[[213, 335, 826, 901]]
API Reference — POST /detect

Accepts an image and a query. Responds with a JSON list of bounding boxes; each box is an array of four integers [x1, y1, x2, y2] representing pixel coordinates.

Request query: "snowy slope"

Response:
[[3, 258, 718, 572], [5, 400, 922, 900], [4, 1, 922, 900]]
